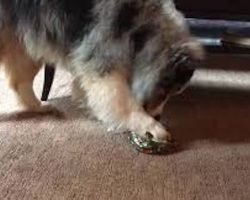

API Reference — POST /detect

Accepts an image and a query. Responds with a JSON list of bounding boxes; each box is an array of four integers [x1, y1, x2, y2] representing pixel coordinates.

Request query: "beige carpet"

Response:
[[0, 55, 250, 200]]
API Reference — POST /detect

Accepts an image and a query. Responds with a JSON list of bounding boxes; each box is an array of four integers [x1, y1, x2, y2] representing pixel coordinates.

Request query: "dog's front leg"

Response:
[[77, 68, 171, 142]]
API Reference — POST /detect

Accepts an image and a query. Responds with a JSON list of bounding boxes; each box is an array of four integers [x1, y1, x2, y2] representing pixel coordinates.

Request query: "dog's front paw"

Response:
[[22, 103, 59, 114], [128, 112, 172, 142], [34, 104, 54, 112]]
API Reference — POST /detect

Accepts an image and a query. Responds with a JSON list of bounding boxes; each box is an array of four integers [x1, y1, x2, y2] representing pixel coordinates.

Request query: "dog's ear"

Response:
[[160, 0, 206, 61], [152, 0, 185, 30], [181, 39, 206, 61], [160, 0, 179, 13]]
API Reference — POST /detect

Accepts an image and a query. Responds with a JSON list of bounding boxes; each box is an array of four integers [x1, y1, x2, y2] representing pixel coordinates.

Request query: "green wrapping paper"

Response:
[[129, 132, 177, 154]]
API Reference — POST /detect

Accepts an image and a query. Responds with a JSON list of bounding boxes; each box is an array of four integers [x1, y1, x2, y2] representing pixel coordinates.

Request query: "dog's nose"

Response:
[[174, 66, 194, 85]]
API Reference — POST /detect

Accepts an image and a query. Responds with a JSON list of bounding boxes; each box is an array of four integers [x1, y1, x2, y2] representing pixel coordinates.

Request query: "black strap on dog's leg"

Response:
[[41, 64, 55, 101]]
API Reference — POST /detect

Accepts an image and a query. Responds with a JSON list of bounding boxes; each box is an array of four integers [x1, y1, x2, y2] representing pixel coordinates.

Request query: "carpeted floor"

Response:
[[0, 54, 250, 200]]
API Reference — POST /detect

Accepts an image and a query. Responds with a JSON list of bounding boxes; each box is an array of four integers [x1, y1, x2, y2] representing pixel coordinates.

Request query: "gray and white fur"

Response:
[[0, 0, 204, 142]]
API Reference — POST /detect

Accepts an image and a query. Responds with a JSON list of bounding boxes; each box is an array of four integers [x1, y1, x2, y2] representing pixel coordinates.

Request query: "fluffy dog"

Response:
[[0, 0, 204, 142]]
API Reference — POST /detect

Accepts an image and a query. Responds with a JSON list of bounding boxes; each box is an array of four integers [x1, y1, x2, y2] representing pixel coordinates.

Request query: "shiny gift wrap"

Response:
[[129, 132, 177, 155]]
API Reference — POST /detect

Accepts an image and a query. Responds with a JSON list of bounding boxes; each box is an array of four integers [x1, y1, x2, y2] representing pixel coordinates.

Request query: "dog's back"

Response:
[[0, 0, 189, 66]]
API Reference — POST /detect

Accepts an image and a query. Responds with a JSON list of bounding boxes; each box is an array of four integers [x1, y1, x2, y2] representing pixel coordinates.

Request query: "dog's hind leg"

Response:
[[1, 37, 52, 113], [77, 67, 171, 142]]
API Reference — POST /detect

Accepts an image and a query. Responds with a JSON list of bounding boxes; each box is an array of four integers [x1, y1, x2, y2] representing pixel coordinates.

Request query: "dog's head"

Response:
[[140, 40, 204, 117], [130, 0, 205, 117], [158, 40, 204, 95]]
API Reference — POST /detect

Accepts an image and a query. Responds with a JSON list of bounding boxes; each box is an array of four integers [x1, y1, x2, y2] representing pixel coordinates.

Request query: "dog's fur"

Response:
[[0, 0, 204, 141]]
